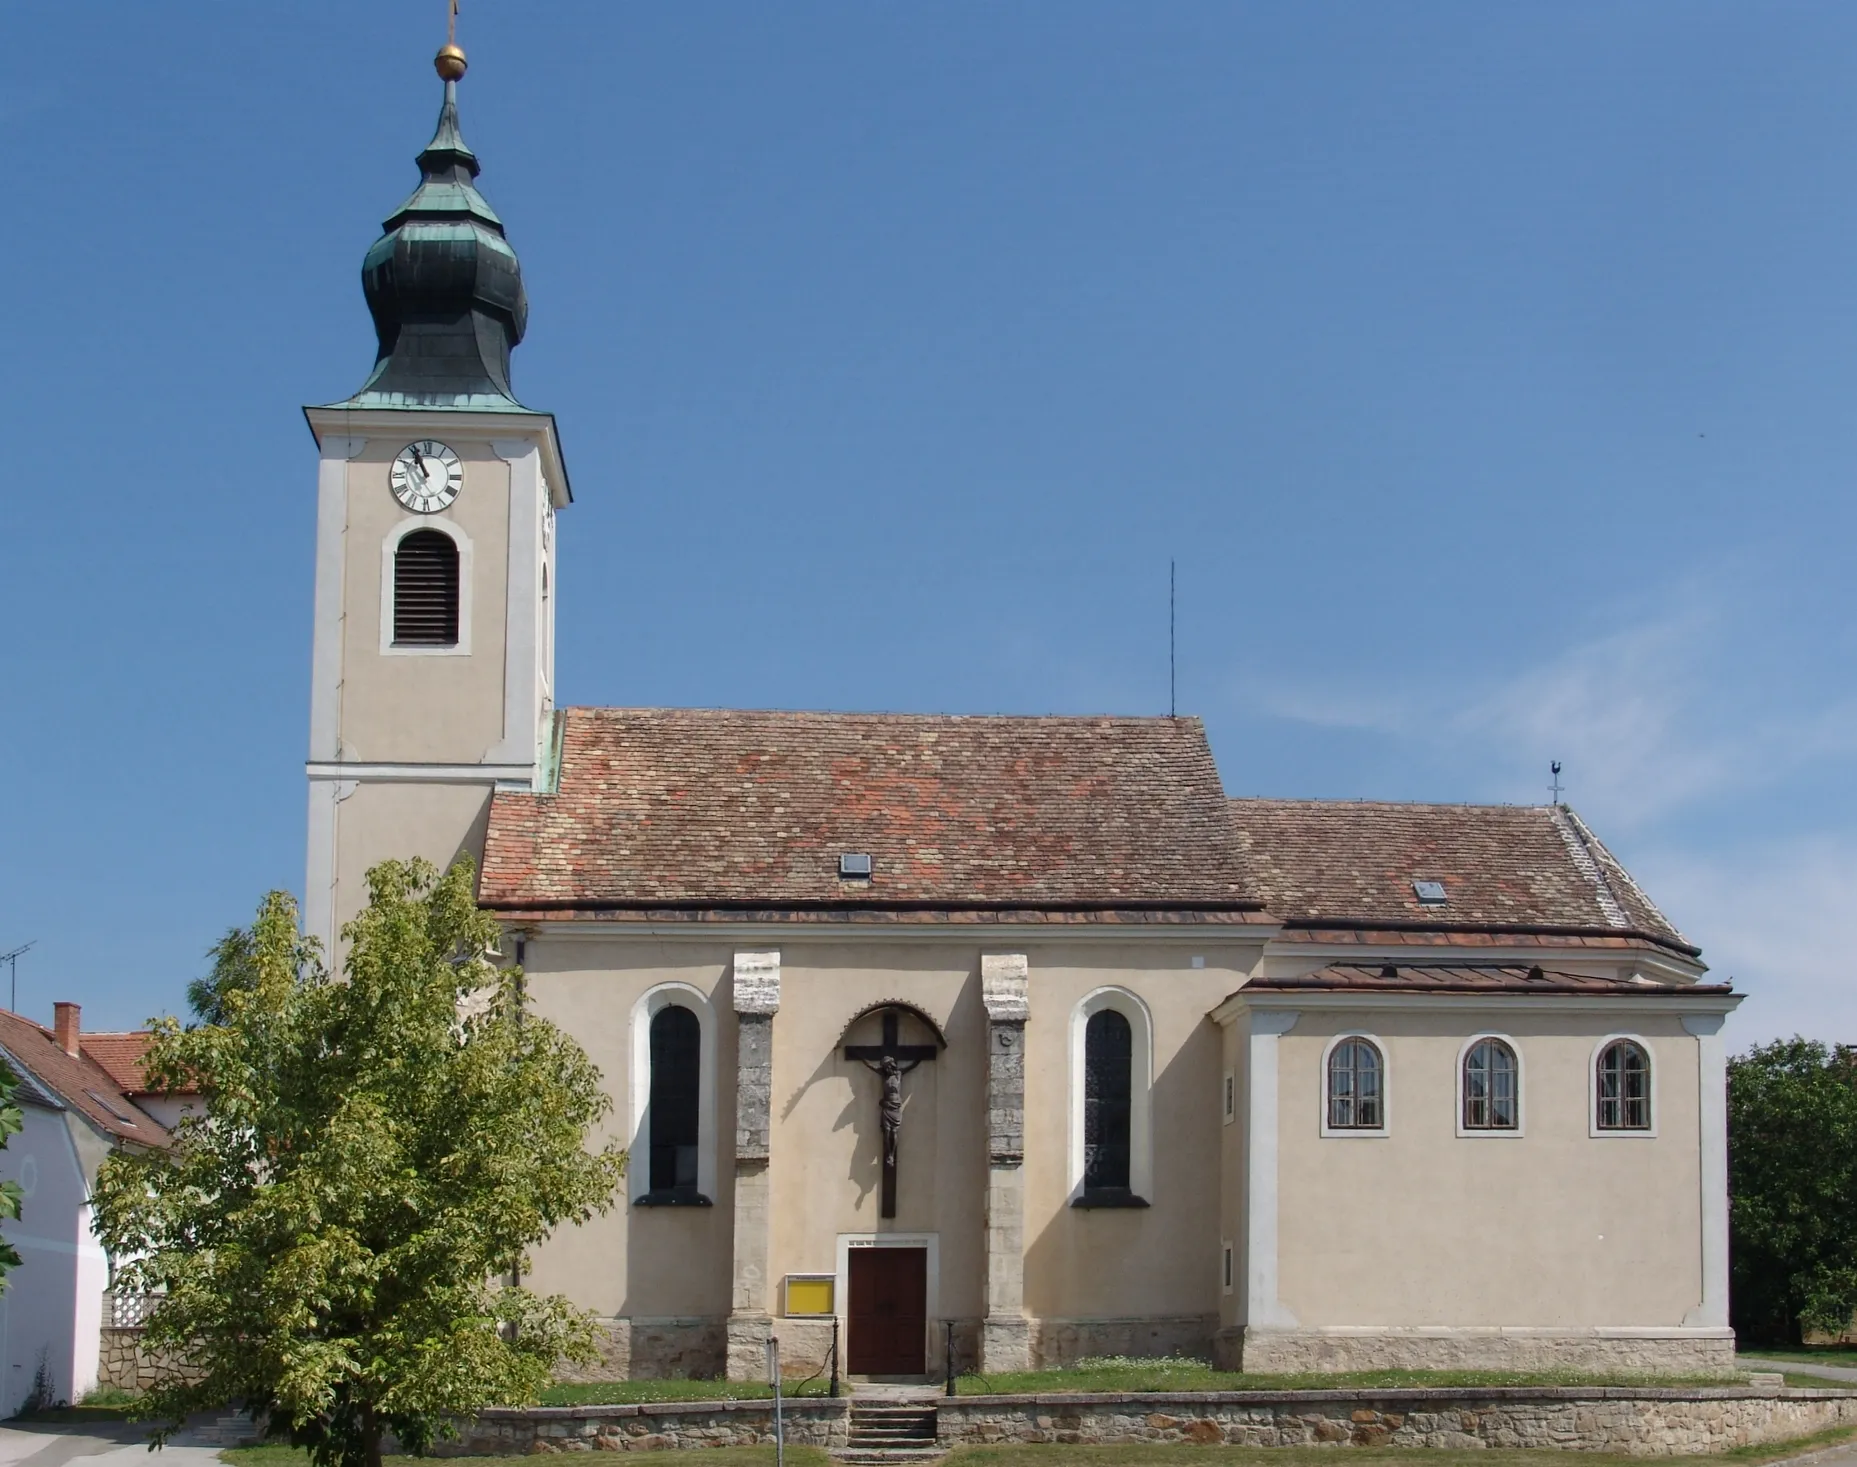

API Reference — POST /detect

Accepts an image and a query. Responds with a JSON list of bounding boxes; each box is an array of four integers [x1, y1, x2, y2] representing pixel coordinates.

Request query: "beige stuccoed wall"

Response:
[[1020, 945, 1255, 1327], [329, 780, 493, 939], [767, 943, 986, 1320], [507, 934, 1266, 1367], [1273, 1009, 1702, 1327], [520, 938, 738, 1321], [338, 440, 511, 765]]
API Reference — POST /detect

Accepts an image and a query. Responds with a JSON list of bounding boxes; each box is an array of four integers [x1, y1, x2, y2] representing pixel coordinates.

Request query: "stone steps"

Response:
[[836, 1401, 941, 1463]]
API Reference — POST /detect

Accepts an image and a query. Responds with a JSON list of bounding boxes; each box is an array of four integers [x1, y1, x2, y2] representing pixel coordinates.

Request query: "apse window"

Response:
[[393, 528, 460, 646], [1326, 1036, 1385, 1133], [1596, 1038, 1652, 1132], [1461, 1037, 1520, 1131]]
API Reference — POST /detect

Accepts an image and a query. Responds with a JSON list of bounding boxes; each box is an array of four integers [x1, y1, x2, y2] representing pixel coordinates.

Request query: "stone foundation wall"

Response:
[[437, 1385, 1857, 1457], [936, 1385, 1857, 1456], [438, 1399, 849, 1455], [1226, 1328, 1738, 1377], [553, 1318, 727, 1384], [96, 1327, 203, 1392], [1031, 1315, 1216, 1369]]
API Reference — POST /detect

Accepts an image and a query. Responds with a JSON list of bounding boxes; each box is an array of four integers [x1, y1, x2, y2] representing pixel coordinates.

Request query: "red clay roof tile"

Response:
[[482, 708, 1258, 913], [0, 1011, 168, 1146], [1226, 799, 1695, 956]]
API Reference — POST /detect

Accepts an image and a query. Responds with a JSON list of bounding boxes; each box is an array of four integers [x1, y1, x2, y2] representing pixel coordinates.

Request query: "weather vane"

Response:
[[1549, 760, 1564, 805], [436, 0, 467, 81]]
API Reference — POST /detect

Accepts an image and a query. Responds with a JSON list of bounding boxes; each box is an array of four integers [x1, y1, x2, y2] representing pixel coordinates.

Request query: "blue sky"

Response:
[[2, 3, 1853, 1045]]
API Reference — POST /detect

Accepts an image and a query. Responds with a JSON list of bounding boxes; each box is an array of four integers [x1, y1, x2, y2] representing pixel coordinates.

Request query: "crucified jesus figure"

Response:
[[843, 1009, 938, 1218]]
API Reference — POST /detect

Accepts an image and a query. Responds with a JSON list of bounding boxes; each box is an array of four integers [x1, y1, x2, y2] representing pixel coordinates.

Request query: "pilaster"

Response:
[[1682, 1013, 1730, 1329], [980, 953, 1031, 1373], [727, 950, 780, 1380], [1244, 1010, 1300, 1336]]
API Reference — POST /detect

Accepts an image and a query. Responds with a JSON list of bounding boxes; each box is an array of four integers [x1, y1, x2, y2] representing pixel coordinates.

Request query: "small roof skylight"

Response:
[[839, 852, 873, 878], [85, 1089, 137, 1126], [1412, 879, 1448, 906]]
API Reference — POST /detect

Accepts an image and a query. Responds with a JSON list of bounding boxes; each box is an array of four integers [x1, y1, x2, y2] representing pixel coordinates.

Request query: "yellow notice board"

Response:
[[784, 1275, 835, 1316]]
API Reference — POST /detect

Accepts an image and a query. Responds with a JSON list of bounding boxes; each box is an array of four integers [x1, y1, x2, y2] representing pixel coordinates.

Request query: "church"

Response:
[[301, 42, 1741, 1384]]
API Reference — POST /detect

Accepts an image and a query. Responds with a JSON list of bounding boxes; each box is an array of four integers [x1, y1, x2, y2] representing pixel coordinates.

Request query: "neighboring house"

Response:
[[0, 1004, 189, 1413]]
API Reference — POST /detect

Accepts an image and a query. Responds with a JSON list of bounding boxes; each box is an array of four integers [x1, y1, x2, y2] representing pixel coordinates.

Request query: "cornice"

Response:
[[1209, 988, 1742, 1024], [302, 404, 571, 506]]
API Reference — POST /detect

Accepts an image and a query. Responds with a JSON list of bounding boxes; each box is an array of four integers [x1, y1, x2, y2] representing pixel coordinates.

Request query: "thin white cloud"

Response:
[[1254, 593, 1857, 828], [1634, 838, 1857, 1048]]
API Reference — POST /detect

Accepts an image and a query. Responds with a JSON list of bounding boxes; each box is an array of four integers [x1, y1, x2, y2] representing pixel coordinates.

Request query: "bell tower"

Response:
[[302, 37, 570, 951]]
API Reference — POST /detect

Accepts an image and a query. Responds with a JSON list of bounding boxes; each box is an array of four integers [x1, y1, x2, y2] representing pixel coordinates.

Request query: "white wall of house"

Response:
[[0, 1101, 105, 1413]]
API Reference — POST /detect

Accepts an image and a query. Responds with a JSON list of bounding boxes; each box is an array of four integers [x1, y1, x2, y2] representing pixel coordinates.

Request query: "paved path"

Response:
[[0, 1419, 243, 1467], [1741, 1354, 1857, 1385]]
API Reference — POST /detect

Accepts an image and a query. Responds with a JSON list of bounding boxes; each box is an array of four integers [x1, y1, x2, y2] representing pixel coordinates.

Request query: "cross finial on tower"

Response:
[[436, 0, 467, 80], [1549, 760, 1564, 805]]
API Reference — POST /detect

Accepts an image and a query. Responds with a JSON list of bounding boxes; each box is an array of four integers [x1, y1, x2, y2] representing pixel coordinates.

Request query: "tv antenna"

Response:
[[0, 941, 36, 1013], [1549, 761, 1564, 806]]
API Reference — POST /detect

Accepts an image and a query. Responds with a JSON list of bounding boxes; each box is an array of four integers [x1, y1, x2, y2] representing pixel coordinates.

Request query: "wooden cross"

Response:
[[844, 1009, 938, 1219]]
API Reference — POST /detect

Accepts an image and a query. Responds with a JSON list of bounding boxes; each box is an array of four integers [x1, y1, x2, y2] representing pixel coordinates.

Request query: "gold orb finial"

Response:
[[435, 42, 468, 81]]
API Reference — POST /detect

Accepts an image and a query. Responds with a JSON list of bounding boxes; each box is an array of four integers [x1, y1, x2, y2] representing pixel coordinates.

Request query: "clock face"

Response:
[[389, 441, 463, 513]]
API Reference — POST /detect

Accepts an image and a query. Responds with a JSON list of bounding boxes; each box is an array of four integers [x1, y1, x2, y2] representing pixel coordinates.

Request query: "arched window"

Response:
[[1083, 1009, 1133, 1195], [1462, 1037, 1519, 1131], [647, 1005, 701, 1199], [393, 529, 460, 646], [1326, 1037, 1384, 1131], [630, 984, 716, 1206], [1596, 1039, 1651, 1131]]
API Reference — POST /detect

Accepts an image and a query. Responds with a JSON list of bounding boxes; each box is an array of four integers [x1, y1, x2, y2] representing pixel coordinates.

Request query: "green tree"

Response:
[[1729, 1037, 1857, 1344], [94, 857, 625, 1467], [0, 1059, 23, 1287]]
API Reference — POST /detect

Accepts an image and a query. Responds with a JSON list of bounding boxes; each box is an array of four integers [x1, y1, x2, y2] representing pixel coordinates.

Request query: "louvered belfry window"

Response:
[[393, 529, 460, 646]]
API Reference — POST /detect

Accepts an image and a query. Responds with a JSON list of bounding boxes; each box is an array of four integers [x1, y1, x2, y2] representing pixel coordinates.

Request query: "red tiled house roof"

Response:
[[0, 1011, 169, 1146], [1226, 798, 1696, 957], [483, 708, 1263, 919]]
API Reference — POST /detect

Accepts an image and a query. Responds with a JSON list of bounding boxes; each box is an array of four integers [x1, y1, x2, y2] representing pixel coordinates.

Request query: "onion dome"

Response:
[[339, 56, 533, 410]]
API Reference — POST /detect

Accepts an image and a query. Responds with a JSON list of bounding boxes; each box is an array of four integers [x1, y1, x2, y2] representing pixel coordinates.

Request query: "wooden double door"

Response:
[[846, 1246, 927, 1376]]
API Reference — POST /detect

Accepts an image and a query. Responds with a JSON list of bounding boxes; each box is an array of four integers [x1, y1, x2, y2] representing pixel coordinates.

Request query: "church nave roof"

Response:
[[481, 706, 1261, 919]]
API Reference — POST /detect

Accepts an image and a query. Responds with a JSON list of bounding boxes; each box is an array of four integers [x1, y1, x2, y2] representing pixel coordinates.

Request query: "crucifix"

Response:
[[843, 1009, 938, 1218]]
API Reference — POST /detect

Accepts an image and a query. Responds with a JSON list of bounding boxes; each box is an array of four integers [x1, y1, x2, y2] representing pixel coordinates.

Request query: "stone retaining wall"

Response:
[[935, 1386, 1857, 1457], [440, 1385, 1857, 1457], [438, 1399, 849, 1455], [96, 1327, 203, 1393]]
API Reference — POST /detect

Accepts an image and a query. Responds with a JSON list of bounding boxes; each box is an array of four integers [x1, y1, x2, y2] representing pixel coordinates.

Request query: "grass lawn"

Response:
[[953, 1365, 1754, 1396], [220, 1449, 833, 1467], [1741, 1347, 1857, 1369]]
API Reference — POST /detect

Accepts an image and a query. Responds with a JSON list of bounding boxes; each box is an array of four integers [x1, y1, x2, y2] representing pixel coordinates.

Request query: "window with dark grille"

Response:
[[393, 529, 460, 645], [1327, 1038, 1384, 1130], [1083, 1008, 1133, 1194], [1463, 1037, 1519, 1130], [1596, 1039, 1651, 1130], [647, 1004, 702, 1199]]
